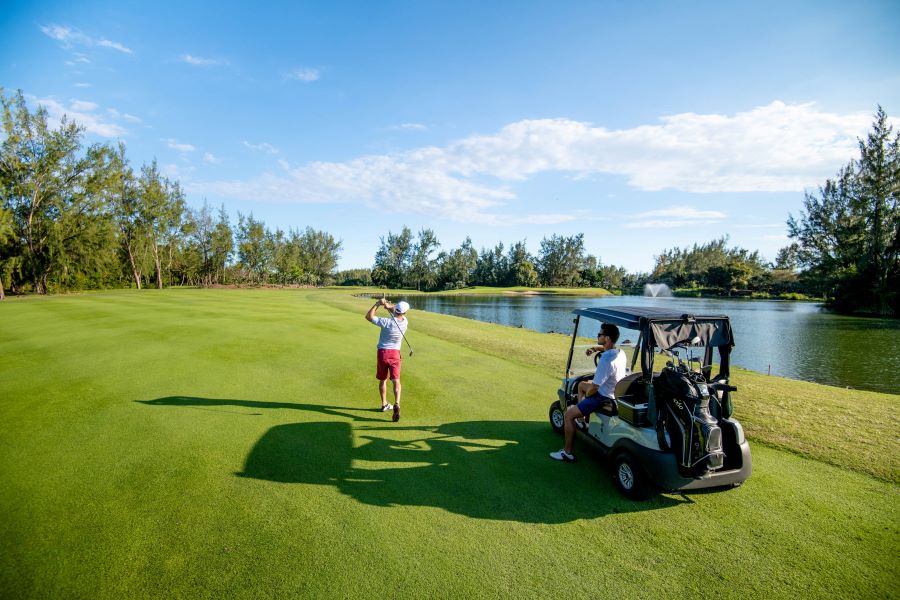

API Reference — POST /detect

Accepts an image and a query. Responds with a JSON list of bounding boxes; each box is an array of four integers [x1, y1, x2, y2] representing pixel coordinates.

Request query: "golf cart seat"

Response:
[[615, 373, 650, 426]]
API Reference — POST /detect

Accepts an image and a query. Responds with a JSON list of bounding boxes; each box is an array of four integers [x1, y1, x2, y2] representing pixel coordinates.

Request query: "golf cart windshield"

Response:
[[568, 306, 734, 380], [565, 320, 638, 378]]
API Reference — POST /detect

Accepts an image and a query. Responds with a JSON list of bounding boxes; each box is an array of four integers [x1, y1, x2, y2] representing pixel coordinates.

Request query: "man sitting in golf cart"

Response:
[[550, 323, 627, 462]]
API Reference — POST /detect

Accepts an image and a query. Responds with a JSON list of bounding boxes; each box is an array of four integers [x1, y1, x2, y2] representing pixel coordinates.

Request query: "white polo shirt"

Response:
[[592, 348, 626, 398]]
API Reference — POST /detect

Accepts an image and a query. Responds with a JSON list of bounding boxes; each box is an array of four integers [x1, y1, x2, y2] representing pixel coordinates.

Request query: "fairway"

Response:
[[1, 289, 897, 599]]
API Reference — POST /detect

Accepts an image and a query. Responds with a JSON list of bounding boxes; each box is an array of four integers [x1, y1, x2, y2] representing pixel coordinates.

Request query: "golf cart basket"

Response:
[[567, 306, 737, 475]]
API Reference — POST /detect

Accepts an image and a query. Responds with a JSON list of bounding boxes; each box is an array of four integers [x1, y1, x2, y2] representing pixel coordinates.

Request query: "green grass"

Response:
[[1, 288, 898, 599], [324, 291, 900, 483]]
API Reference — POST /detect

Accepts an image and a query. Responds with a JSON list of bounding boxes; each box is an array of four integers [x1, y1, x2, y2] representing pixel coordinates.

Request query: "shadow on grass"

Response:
[[138, 396, 386, 422], [139, 396, 685, 523]]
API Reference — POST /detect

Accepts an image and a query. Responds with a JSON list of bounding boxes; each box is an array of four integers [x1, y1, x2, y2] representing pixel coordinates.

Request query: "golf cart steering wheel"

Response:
[[593, 349, 603, 367]]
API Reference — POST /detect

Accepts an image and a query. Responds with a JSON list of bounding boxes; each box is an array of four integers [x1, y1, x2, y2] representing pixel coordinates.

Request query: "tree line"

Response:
[[3, 88, 896, 315], [351, 229, 635, 291], [337, 227, 787, 297], [0, 90, 341, 298]]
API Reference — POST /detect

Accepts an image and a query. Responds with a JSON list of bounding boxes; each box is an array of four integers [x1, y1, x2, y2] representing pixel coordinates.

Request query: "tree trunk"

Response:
[[152, 244, 163, 289], [126, 243, 142, 290], [0, 277, 5, 300], [35, 270, 49, 295]]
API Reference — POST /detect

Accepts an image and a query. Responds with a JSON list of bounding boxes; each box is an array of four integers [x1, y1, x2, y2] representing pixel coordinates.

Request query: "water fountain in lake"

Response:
[[644, 283, 672, 297]]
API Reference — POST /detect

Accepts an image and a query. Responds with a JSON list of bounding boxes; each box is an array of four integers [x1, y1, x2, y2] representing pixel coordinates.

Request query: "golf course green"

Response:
[[1, 288, 897, 599]]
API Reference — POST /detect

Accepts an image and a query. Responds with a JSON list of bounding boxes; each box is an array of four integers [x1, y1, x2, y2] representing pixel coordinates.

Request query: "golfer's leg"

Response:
[[564, 405, 583, 454], [379, 379, 388, 406], [574, 381, 590, 427], [392, 379, 401, 406]]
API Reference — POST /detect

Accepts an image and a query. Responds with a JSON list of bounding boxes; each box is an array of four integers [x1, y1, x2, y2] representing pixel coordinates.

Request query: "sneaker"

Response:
[[392, 404, 401, 422], [381, 404, 393, 412], [549, 449, 575, 462]]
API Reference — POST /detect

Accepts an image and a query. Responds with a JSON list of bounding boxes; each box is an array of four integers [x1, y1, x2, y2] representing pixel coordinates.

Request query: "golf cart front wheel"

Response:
[[612, 452, 651, 500], [549, 402, 565, 434]]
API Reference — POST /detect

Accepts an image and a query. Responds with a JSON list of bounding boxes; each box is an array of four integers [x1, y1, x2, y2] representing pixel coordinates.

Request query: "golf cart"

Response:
[[549, 306, 752, 499]]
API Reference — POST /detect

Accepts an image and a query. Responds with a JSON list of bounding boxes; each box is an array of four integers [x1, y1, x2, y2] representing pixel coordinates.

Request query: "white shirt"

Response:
[[372, 315, 408, 350], [592, 348, 626, 398]]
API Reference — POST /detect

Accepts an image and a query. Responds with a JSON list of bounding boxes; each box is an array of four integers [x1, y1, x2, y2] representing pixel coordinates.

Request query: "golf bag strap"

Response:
[[656, 408, 670, 452]]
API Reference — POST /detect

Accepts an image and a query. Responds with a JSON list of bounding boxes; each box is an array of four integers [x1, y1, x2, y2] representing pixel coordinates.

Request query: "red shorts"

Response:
[[376, 349, 402, 380]]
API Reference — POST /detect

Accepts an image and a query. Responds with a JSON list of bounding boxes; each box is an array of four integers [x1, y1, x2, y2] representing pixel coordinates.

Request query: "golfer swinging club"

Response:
[[366, 297, 410, 421]]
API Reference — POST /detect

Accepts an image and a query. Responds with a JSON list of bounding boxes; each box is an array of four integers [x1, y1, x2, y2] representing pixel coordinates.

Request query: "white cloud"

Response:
[[243, 141, 279, 154], [162, 163, 195, 180], [165, 138, 196, 152], [285, 67, 320, 82], [391, 123, 427, 131], [96, 39, 132, 53], [40, 24, 132, 54], [105, 108, 142, 123], [203, 152, 220, 164], [41, 24, 83, 43], [70, 100, 98, 111], [74, 82, 92, 88], [33, 96, 127, 137], [179, 54, 228, 67], [195, 101, 880, 223], [624, 206, 727, 229], [199, 154, 515, 223], [65, 54, 91, 67]]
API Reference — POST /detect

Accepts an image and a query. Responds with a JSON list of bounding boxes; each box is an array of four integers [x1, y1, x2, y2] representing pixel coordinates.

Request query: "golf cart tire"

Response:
[[612, 451, 652, 500], [549, 402, 565, 434]]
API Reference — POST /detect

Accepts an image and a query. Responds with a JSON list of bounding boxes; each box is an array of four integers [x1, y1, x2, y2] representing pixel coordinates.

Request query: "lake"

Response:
[[404, 294, 900, 395]]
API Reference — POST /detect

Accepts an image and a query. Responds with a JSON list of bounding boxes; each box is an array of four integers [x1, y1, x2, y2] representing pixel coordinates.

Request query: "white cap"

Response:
[[394, 301, 410, 315]]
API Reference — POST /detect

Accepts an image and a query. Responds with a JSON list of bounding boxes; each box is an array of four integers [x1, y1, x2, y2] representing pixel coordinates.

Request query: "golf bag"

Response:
[[655, 367, 725, 475]]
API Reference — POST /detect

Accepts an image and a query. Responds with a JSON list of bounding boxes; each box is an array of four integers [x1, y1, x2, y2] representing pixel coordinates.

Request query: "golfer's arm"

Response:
[[579, 380, 599, 397], [366, 302, 380, 322]]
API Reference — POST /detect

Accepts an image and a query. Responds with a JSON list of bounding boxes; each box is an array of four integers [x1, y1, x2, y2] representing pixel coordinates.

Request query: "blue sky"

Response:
[[2, 0, 899, 272]]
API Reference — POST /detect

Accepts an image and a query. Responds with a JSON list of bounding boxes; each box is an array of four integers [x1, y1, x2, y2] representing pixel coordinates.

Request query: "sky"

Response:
[[2, 0, 899, 272]]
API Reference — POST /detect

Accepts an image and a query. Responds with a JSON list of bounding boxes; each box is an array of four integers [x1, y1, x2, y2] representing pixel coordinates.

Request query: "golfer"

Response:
[[366, 297, 410, 422], [550, 322, 626, 462]]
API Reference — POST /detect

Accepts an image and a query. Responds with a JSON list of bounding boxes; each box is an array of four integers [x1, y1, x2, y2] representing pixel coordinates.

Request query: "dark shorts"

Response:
[[577, 392, 615, 417], [376, 349, 402, 380]]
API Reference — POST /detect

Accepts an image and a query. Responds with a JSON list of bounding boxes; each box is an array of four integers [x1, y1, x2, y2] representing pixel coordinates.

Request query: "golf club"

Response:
[[383, 292, 414, 357]]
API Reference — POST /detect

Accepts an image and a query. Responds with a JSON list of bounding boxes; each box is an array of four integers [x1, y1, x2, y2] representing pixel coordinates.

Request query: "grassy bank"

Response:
[[1, 288, 897, 599]]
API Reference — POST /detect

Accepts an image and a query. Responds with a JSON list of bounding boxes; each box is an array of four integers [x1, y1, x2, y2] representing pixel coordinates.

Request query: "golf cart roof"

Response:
[[572, 306, 734, 350]]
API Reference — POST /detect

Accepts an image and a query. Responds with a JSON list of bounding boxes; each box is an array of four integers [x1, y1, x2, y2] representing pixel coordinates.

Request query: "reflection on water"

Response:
[[405, 295, 900, 394]]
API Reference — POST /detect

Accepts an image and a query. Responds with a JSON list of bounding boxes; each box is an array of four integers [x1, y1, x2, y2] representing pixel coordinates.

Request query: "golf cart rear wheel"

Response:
[[612, 452, 651, 500], [549, 402, 565, 434]]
